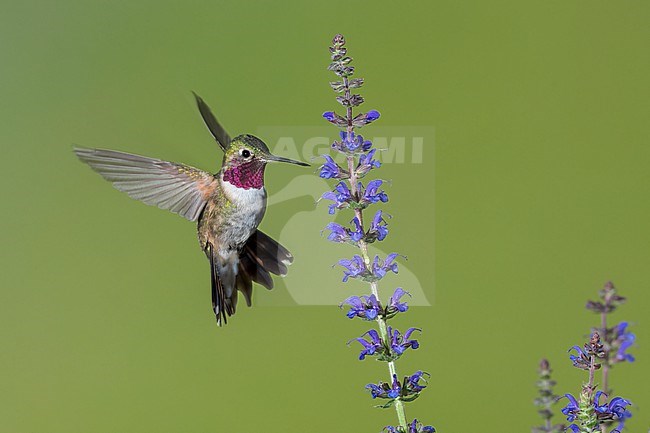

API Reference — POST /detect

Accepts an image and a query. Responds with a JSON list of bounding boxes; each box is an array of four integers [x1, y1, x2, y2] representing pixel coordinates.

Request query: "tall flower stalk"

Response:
[[558, 282, 636, 433], [532, 359, 564, 433], [585, 281, 635, 396], [319, 34, 434, 433]]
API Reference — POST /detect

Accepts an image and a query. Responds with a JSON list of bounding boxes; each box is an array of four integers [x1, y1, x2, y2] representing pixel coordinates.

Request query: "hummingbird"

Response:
[[74, 93, 309, 326]]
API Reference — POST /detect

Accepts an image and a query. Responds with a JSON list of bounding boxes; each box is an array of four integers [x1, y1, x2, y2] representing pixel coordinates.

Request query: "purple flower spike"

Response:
[[324, 34, 432, 430]]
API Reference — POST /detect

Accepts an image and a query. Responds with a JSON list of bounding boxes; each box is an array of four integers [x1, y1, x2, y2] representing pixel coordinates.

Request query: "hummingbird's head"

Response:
[[221, 134, 309, 189]]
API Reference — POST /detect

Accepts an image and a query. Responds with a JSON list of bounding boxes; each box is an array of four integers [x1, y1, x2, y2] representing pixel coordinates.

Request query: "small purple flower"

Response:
[[350, 217, 364, 242], [404, 370, 428, 393], [356, 148, 381, 177], [366, 110, 380, 121], [388, 326, 420, 357], [366, 209, 389, 242], [560, 394, 579, 422], [338, 253, 399, 282], [319, 155, 346, 179], [361, 179, 389, 205], [366, 374, 401, 399], [594, 391, 632, 422], [562, 392, 632, 429], [322, 111, 347, 126], [372, 253, 400, 279], [322, 181, 353, 214], [352, 329, 383, 360], [340, 294, 382, 320], [324, 217, 364, 244], [338, 255, 367, 282], [351, 110, 381, 127], [388, 287, 410, 314], [387, 374, 402, 399], [339, 131, 373, 152], [612, 321, 635, 363]]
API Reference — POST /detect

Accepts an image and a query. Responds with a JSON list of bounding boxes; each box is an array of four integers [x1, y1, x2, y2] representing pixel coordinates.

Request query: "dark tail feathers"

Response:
[[237, 230, 293, 307], [207, 230, 293, 326]]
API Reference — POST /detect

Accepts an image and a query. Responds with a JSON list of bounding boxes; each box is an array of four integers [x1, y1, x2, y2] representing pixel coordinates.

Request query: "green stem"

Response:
[[346, 150, 408, 430]]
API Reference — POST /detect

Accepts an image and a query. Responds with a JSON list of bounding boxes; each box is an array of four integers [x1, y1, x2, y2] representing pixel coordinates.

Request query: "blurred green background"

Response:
[[1, 1, 649, 432]]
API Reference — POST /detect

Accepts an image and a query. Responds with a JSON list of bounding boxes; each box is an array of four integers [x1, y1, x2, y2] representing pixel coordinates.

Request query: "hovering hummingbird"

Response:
[[74, 93, 309, 326]]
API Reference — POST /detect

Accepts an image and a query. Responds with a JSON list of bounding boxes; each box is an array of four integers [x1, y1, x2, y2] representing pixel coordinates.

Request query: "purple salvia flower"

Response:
[[366, 209, 389, 242], [356, 148, 381, 177], [560, 394, 580, 422], [351, 110, 381, 127], [404, 371, 428, 393], [387, 374, 402, 399], [593, 392, 632, 423], [338, 255, 367, 282], [322, 111, 347, 127], [324, 222, 349, 243], [612, 321, 635, 363], [319, 155, 345, 179], [562, 392, 632, 429], [388, 326, 421, 356], [353, 329, 383, 360], [340, 294, 382, 320], [361, 179, 389, 205], [366, 110, 380, 121], [388, 287, 410, 314], [372, 253, 400, 279], [324, 218, 364, 244], [350, 217, 364, 242], [322, 181, 353, 214], [365, 374, 401, 400]]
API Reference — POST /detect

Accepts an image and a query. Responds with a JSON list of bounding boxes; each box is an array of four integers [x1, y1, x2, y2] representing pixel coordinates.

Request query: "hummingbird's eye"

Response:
[[240, 149, 251, 158]]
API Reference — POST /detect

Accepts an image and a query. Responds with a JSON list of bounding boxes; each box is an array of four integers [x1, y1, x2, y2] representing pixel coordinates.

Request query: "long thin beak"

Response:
[[264, 154, 310, 166]]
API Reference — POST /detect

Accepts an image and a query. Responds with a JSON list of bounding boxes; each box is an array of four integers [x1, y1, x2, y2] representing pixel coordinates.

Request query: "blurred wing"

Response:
[[74, 147, 217, 221], [192, 92, 230, 151]]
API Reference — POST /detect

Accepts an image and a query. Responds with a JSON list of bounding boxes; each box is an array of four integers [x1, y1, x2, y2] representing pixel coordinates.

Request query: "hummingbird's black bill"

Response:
[[265, 154, 310, 166]]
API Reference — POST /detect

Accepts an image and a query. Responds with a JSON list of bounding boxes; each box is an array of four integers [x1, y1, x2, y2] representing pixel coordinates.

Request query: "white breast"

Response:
[[219, 177, 267, 246], [221, 178, 267, 214]]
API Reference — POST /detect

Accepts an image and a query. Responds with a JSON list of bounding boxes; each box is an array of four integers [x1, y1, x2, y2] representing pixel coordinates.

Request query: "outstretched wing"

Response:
[[192, 92, 230, 151], [74, 147, 217, 221]]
